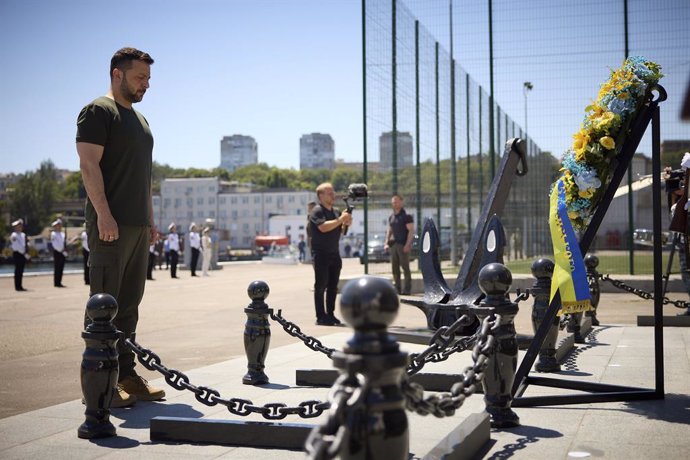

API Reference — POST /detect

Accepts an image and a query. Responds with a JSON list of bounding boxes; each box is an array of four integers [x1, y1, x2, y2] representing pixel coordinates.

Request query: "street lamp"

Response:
[[523, 81, 533, 136]]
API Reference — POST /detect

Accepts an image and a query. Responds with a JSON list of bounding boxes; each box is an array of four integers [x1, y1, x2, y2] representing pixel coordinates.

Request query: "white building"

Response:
[[154, 177, 315, 250], [220, 135, 258, 172], [379, 131, 414, 170], [216, 189, 313, 248], [300, 133, 335, 170]]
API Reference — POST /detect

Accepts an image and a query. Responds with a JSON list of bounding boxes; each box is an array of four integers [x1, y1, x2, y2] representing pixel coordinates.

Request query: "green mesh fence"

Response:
[[363, 0, 689, 276]]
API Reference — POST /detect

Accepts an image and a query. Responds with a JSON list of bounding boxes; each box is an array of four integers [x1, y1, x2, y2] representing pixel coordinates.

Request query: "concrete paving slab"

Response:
[[2, 260, 690, 458]]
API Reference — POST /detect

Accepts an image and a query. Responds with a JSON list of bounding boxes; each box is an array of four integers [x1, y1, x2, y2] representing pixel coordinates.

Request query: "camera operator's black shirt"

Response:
[[309, 204, 342, 254]]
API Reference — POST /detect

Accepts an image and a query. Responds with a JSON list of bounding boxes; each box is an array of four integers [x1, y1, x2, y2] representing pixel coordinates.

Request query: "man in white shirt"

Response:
[[10, 218, 28, 291], [167, 223, 180, 278], [81, 227, 90, 285], [188, 222, 201, 277], [50, 219, 67, 288]]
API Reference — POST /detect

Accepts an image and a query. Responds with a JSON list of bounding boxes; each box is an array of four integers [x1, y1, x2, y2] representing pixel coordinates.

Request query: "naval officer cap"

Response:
[[51, 218, 63, 227], [168, 222, 176, 231], [189, 222, 197, 231], [12, 218, 23, 227]]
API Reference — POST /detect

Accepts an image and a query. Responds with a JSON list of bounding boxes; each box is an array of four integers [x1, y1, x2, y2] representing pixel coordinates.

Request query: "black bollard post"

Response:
[[585, 254, 601, 326], [471, 263, 520, 428], [78, 293, 120, 439], [530, 258, 561, 373], [243, 280, 272, 385], [333, 276, 409, 460]]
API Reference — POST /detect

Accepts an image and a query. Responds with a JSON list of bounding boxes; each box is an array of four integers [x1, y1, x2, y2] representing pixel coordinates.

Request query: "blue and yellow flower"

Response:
[[555, 56, 662, 231]]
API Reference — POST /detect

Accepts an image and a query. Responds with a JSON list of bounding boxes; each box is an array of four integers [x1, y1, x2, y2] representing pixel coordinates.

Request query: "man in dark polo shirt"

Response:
[[384, 194, 414, 295], [309, 183, 352, 325], [76, 47, 164, 407]]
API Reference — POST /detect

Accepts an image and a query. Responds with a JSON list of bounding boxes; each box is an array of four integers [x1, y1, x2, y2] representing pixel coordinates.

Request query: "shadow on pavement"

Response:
[[623, 393, 690, 426], [88, 435, 140, 449], [112, 401, 204, 429], [484, 426, 562, 459]]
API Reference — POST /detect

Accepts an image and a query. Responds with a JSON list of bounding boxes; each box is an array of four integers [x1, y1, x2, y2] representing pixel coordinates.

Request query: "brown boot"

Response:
[[81, 384, 137, 408], [111, 384, 138, 407], [119, 375, 166, 401]]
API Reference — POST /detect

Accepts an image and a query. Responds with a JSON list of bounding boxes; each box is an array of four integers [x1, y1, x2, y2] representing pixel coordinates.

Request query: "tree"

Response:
[[9, 160, 60, 235], [267, 168, 289, 189], [210, 167, 231, 181], [298, 168, 331, 190], [62, 170, 85, 200], [330, 168, 363, 192]]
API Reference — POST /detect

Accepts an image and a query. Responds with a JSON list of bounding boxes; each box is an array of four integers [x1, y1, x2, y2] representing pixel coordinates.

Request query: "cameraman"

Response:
[[309, 182, 352, 326], [665, 154, 690, 316]]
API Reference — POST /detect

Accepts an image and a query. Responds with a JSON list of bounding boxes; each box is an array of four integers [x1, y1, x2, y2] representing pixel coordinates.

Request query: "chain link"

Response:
[[124, 338, 330, 420], [270, 309, 337, 357], [304, 373, 369, 460], [599, 273, 690, 309], [406, 313, 477, 376], [514, 288, 531, 303], [402, 313, 500, 417]]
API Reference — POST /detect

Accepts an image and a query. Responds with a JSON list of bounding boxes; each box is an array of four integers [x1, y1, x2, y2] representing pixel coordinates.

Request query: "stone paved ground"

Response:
[[1, 259, 689, 458]]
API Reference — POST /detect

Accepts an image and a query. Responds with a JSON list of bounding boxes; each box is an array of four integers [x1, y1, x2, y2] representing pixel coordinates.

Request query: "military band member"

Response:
[[50, 219, 67, 288], [10, 218, 28, 291]]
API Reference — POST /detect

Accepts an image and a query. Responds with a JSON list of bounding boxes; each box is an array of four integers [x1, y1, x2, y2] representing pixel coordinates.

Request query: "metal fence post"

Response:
[[243, 281, 272, 385], [472, 263, 520, 428], [78, 293, 120, 439], [530, 258, 561, 373]]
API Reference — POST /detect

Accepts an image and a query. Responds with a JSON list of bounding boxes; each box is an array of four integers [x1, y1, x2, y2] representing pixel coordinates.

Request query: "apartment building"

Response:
[[300, 133, 335, 170], [379, 131, 414, 170], [220, 135, 258, 172]]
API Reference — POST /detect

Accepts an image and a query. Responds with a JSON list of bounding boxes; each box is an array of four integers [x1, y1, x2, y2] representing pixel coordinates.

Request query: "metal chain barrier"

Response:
[[270, 309, 337, 358], [402, 313, 500, 417], [124, 338, 330, 420], [405, 289, 526, 376], [599, 273, 690, 309], [304, 372, 369, 460], [407, 313, 477, 376], [514, 289, 531, 304], [271, 293, 531, 373], [272, 307, 482, 374]]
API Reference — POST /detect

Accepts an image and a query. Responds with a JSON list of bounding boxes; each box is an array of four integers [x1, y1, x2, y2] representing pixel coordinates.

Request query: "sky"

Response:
[[0, 0, 363, 174], [1, 0, 689, 176]]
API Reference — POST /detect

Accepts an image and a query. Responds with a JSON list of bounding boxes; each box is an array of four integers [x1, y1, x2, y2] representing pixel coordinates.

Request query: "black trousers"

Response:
[[147, 251, 155, 279], [190, 247, 200, 276], [312, 251, 342, 320], [82, 249, 90, 285], [13, 251, 25, 290], [53, 250, 65, 286], [170, 250, 179, 278]]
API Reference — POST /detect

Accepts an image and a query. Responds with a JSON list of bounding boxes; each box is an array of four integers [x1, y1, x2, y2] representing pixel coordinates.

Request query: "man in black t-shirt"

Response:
[[76, 47, 164, 406], [309, 183, 352, 325], [384, 195, 414, 295]]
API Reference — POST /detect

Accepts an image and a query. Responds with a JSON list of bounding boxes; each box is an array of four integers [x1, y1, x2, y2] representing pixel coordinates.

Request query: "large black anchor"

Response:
[[403, 138, 527, 331]]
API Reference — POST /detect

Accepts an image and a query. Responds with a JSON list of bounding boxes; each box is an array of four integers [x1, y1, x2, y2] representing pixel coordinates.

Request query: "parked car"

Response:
[[360, 235, 419, 264], [633, 228, 671, 249]]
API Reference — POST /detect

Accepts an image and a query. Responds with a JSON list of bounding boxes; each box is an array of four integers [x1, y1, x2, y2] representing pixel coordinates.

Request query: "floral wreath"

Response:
[[557, 56, 663, 231]]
